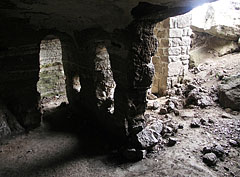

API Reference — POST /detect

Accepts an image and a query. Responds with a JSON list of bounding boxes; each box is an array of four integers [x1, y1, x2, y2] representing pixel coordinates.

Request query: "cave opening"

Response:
[[37, 35, 69, 110]]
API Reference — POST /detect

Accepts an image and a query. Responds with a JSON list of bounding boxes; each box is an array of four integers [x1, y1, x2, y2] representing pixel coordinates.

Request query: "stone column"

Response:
[[126, 20, 157, 135]]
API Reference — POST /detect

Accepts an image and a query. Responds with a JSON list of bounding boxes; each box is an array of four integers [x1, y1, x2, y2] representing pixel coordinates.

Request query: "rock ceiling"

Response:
[[0, 0, 216, 32]]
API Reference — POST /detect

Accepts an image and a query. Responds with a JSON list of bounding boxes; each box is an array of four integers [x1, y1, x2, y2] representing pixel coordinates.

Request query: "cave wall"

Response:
[[0, 44, 41, 129]]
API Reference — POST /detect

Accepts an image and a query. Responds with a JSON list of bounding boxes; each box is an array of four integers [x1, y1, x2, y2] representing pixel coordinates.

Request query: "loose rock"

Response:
[[190, 119, 201, 128], [122, 148, 147, 161], [203, 153, 217, 166], [159, 108, 168, 115], [167, 137, 177, 147], [152, 101, 160, 110]]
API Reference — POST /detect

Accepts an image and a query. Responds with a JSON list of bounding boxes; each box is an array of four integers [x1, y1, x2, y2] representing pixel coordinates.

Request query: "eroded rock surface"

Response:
[[191, 0, 240, 41], [218, 75, 240, 111]]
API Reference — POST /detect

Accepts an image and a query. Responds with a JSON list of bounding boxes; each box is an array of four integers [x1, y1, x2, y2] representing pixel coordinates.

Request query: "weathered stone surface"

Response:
[[133, 119, 163, 149], [190, 119, 201, 128], [218, 75, 240, 111], [168, 61, 183, 77], [167, 137, 177, 146], [169, 29, 183, 38], [203, 153, 217, 166], [122, 148, 147, 161], [152, 101, 160, 110], [0, 101, 24, 138], [207, 37, 239, 56], [186, 88, 213, 108], [191, 0, 240, 41], [134, 128, 159, 149], [0, 115, 11, 138]]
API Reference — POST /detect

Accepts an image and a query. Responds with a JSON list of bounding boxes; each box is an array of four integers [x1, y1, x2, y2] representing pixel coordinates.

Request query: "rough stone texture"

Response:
[[94, 43, 116, 113], [152, 13, 191, 96], [218, 75, 240, 111], [132, 118, 163, 149], [203, 153, 217, 166], [122, 148, 147, 161], [0, 43, 41, 129], [0, 100, 24, 138], [191, 0, 240, 41], [0, 0, 217, 33], [190, 32, 239, 67], [186, 88, 213, 108], [37, 37, 68, 105]]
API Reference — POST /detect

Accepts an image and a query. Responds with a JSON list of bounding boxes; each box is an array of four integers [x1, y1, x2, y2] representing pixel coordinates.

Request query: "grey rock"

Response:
[[191, 0, 240, 41], [212, 145, 225, 158], [229, 139, 238, 147], [0, 101, 24, 138], [202, 146, 212, 154], [200, 118, 207, 125], [167, 137, 177, 147], [133, 119, 163, 149], [147, 119, 163, 141], [152, 101, 160, 110], [147, 93, 157, 100], [190, 119, 201, 128], [167, 101, 175, 111], [219, 75, 240, 111], [222, 113, 232, 119], [186, 88, 213, 108], [134, 128, 158, 149], [122, 148, 147, 161], [159, 108, 168, 115], [0, 115, 11, 138], [178, 124, 184, 129], [203, 153, 217, 166]]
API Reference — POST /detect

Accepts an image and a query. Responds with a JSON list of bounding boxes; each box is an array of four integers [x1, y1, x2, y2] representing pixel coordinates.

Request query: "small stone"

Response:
[[168, 101, 175, 111], [178, 124, 184, 129], [225, 108, 232, 113], [208, 119, 214, 124], [202, 146, 212, 154], [190, 119, 201, 128], [174, 109, 180, 116], [203, 153, 217, 166], [152, 101, 160, 110], [222, 113, 232, 119], [167, 137, 177, 147], [147, 93, 157, 100], [134, 128, 159, 149], [200, 118, 207, 125], [232, 111, 239, 116], [212, 145, 225, 158], [122, 148, 147, 161], [159, 108, 168, 115], [229, 139, 238, 147]]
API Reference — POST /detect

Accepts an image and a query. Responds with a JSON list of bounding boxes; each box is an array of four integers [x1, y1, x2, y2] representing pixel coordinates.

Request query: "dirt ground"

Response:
[[0, 53, 239, 177]]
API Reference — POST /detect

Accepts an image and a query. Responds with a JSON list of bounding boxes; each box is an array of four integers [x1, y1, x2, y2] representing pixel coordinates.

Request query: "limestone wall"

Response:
[[37, 38, 68, 106], [152, 13, 191, 96]]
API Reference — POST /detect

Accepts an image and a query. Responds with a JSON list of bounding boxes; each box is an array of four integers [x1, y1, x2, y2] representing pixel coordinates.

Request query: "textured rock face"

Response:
[[151, 13, 191, 96], [191, 0, 240, 41], [218, 75, 240, 111], [37, 37, 68, 106], [0, 100, 24, 138]]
